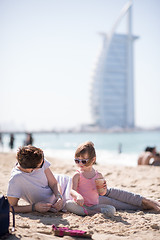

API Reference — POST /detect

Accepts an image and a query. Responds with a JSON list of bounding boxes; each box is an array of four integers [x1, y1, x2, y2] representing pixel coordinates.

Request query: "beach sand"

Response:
[[0, 152, 160, 240]]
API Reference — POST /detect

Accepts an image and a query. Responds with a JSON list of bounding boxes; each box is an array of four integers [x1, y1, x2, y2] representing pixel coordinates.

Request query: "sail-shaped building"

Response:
[[90, 0, 138, 129]]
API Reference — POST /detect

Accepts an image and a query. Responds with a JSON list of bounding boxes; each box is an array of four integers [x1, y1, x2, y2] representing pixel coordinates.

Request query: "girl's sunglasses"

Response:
[[74, 158, 89, 165]]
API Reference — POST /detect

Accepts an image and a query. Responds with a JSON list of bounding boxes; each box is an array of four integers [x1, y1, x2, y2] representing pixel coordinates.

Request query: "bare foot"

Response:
[[142, 198, 160, 212]]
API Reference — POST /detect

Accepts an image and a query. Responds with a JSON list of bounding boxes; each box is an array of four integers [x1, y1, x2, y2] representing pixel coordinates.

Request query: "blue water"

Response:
[[1, 131, 160, 166]]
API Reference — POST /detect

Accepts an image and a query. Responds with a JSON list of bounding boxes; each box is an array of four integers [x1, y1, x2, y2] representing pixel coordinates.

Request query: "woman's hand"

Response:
[[34, 202, 52, 213], [103, 180, 107, 189], [52, 198, 63, 211]]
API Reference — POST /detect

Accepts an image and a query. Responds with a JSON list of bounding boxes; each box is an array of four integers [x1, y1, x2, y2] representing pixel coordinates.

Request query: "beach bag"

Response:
[[0, 194, 15, 237]]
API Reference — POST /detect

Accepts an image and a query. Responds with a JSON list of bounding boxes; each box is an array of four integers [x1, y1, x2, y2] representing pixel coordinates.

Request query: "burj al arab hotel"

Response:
[[90, 0, 138, 129]]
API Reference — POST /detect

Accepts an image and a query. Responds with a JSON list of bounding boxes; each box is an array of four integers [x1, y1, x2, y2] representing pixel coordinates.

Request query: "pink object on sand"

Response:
[[52, 224, 92, 238]]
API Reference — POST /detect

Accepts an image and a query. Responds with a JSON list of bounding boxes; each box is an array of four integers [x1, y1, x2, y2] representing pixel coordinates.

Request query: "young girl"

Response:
[[65, 141, 116, 216]]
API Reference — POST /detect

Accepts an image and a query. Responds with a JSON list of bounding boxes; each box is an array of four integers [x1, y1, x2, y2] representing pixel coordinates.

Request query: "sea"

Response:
[[1, 131, 160, 167]]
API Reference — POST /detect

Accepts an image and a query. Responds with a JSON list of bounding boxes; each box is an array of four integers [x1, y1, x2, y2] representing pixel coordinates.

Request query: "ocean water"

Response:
[[1, 131, 160, 167]]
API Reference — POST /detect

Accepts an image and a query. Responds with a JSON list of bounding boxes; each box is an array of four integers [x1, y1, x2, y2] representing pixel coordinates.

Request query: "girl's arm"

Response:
[[70, 173, 84, 206]]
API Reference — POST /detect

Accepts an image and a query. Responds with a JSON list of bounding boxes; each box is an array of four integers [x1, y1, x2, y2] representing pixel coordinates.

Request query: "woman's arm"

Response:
[[7, 196, 52, 213], [45, 168, 59, 195], [45, 167, 63, 210], [70, 173, 84, 206]]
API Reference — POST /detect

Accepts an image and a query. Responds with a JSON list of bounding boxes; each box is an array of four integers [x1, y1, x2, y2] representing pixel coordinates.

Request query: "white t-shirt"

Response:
[[7, 159, 72, 205], [7, 159, 57, 204]]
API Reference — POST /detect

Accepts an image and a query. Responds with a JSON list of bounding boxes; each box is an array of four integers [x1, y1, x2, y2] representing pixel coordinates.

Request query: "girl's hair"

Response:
[[17, 145, 44, 168], [75, 141, 96, 166]]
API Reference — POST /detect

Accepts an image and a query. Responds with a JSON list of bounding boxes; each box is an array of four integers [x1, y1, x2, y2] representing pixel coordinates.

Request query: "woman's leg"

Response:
[[103, 188, 160, 211], [99, 195, 142, 210], [106, 188, 143, 207], [142, 198, 160, 211]]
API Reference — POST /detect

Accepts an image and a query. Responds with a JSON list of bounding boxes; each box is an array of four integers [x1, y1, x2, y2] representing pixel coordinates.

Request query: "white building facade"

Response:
[[90, 1, 137, 129]]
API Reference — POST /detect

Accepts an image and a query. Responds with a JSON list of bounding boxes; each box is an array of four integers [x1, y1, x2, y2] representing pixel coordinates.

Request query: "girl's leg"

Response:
[[89, 204, 116, 217], [65, 200, 115, 216], [65, 200, 90, 216]]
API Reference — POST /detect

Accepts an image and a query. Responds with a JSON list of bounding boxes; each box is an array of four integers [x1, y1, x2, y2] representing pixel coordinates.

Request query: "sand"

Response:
[[0, 152, 160, 240]]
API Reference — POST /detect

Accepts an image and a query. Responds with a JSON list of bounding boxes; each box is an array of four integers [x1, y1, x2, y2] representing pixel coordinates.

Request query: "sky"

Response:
[[0, 0, 160, 131]]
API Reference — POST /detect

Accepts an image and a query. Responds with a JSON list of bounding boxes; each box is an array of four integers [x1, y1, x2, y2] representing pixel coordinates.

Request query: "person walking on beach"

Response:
[[7, 145, 63, 213], [24, 132, 34, 146], [9, 133, 15, 150], [65, 141, 116, 216], [0, 132, 3, 151], [118, 143, 122, 154]]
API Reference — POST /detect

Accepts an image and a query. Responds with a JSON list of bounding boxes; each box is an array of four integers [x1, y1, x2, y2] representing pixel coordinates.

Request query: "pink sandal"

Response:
[[52, 224, 92, 238]]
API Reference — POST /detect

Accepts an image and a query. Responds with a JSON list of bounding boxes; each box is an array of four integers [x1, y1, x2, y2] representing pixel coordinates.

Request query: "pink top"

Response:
[[77, 170, 99, 207]]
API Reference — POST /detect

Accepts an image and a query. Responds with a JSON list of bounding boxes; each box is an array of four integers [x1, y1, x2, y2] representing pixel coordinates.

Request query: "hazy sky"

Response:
[[0, 0, 160, 131]]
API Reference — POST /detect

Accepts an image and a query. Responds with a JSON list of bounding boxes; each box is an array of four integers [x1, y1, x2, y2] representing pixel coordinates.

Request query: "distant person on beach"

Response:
[[7, 145, 160, 213], [151, 152, 160, 166], [0, 132, 3, 150], [24, 132, 34, 146], [137, 146, 157, 165], [9, 133, 15, 150], [65, 141, 116, 216], [118, 143, 122, 154]]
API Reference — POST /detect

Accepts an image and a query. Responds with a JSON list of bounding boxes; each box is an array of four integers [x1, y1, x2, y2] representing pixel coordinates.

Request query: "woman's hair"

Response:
[[17, 145, 44, 168], [75, 141, 96, 166]]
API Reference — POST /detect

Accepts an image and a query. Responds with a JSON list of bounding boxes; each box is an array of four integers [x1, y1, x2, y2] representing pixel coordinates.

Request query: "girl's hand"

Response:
[[103, 180, 107, 189], [76, 195, 84, 206], [99, 180, 107, 196], [34, 202, 52, 213], [52, 198, 63, 211]]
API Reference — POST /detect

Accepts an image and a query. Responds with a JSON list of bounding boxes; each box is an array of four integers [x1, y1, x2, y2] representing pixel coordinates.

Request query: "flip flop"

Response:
[[52, 224, 92, 238]]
